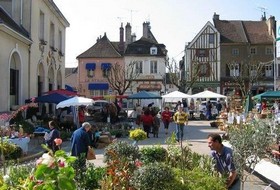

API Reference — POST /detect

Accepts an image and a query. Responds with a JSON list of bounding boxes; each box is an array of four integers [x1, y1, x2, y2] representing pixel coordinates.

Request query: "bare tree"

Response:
[[166, 58, 200, 93], [105, 61, 140, 95], [227, 60, 271, 96]]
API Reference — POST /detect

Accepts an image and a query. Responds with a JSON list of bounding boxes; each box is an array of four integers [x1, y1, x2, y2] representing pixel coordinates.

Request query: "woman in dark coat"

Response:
[[70, 122, 91, 157], [45, 120, 60, 152]]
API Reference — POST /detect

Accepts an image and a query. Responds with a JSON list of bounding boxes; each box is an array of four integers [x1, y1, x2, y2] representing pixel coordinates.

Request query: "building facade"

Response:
[[184, 21, 220, 94], [213, 13, 275, 96], [184, 13, 276, 96], [0, 0, 69, 112], [76, 21, 167, 98]]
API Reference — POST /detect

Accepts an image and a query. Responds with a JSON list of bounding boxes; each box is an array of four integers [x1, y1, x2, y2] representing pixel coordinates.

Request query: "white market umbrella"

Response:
[[56, 96, 94, 109], [162, 91, 191, 102]]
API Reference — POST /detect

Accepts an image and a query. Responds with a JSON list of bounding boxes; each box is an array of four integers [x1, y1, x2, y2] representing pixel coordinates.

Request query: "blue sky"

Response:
[[53, 0, 280, 67]]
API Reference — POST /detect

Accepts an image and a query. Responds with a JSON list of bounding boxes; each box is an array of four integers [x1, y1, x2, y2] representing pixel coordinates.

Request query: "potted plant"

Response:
[[129, 128, 147, 146]]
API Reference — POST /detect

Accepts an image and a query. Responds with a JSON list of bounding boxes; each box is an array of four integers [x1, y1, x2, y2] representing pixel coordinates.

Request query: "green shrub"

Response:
[[104, 140, 140, 164], [171, 167, 227, 190], [77, 163, 106, 190], [4, 163, 34, 187], [17, 120, 35, 134], [140, 145, 167, 164], [130, 162, 174, 190], [0, 140, 21, 159]]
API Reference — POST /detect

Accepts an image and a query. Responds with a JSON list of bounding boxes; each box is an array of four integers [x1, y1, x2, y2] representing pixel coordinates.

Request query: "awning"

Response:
[[101, 63, 111, 70], [85, 63, 96, 70], [88, 83, 109, 90]]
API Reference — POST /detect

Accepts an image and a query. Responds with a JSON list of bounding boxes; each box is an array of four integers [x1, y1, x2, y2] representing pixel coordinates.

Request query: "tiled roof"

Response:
[[242, 21, 274, 44], [125, 37, 167, 56], [65, 67, 78, 77], [0, 6, 30, 39], [214, 19, 274, 44], [77, 34, 122, 58]]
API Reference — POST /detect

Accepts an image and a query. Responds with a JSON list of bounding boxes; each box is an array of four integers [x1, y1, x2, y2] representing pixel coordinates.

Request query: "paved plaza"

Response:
[[26, 120, 278, 190]]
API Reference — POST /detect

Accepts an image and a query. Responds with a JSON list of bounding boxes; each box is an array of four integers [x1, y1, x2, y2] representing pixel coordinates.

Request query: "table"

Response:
[[7, 137, 30, 153]]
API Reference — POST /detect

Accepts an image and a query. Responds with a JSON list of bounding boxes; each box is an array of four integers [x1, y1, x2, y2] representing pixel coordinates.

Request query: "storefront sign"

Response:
[[138, 83, 161, 90]]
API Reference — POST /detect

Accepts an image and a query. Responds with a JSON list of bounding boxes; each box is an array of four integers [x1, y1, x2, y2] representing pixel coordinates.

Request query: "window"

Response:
[[196, 49, 208, 57], [102, 68, 110, 77], [50, 22, 55, 48], [198, 63, 210, 77], [250, 47, 257, 55], [230, 63, 239, 77], [150, 47, 157, 55], [209, 34, 214, 44], [87, 70, 94, 78], [90, 90, 108, 96], [39, 11, 45, 40], [135, 61, 143, 74], [250, 65, 257, 77], [232, 48, 239, 56], [265, 65, 273, 77], [266, 47, 273, 55], [150, 61, 157, 74], [58, 30, 62, 52]]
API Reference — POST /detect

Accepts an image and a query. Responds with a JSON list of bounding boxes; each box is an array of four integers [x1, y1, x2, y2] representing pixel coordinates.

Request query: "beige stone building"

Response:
[[0, 0, 69, 112]]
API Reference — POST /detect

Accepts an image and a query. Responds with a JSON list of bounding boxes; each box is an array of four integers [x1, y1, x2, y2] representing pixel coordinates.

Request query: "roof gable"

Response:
[[77, 34, 122, 58], [125, 37, 166, 56], [187, 21, 219, 48]]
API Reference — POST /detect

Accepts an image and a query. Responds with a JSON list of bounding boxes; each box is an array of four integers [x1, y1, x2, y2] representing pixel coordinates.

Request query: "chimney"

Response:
[[266, 16, 276, 36], [118, 23, 124, 53], [132, 33, 136, 42], [213, 12, 220, 21], [143, 21, 150, 38], [125, 22, 132, 45]]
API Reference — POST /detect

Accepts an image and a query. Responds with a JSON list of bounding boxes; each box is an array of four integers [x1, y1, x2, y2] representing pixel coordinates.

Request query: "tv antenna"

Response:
[[125, 9, 138, 25], [257, 6, 267, 20]]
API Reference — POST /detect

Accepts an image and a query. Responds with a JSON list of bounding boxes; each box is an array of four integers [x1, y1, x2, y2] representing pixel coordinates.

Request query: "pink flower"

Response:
[[54, 138, 62, 146], [135, 160, 143, 168]]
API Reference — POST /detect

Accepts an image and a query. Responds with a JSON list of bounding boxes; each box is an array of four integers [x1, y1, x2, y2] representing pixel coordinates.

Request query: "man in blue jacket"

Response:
[[71, 122, 91, 157]]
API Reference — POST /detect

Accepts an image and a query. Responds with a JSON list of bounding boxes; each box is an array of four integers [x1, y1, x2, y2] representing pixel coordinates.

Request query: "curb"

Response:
[[17, 151, 44, 163]]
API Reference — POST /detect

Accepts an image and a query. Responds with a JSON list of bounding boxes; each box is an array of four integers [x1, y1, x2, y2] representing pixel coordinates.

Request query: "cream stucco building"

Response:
[[0, 0, 69, 112]]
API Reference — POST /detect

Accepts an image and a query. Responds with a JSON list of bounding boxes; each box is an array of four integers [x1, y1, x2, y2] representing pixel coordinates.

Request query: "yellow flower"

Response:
[[129, 128, 147, 141]]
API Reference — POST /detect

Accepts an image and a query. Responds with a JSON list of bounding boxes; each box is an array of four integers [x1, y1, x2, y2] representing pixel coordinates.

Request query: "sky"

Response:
[[53, 0, 280, 68]]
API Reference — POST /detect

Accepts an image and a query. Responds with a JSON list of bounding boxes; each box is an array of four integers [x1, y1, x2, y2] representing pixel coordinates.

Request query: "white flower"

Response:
[[3, 174, 9, 182]]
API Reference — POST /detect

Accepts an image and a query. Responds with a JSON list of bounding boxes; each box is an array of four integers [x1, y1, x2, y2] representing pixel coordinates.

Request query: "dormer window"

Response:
[[150, 47, 157, 55]]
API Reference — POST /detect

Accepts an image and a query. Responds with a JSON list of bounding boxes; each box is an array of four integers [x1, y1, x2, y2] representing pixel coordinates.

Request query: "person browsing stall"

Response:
[[207, 133, 238, 189]]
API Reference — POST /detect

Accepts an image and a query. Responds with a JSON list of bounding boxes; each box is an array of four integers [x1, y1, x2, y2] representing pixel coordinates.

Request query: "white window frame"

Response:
[[250, 47, 257, 55], [39, 11, 45, 40], [150, 47, 157, 55], [266, 47, 273, 55], [50, 22, 55, 48], [265, 65, 273, 77], [150, 61, 157, 74], [250, 65, 257, 77], [230, 63, 239, 77]]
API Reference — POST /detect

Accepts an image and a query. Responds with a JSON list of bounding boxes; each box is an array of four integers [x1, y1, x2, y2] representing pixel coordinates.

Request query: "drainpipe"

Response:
[[20, 0, 23, 25]]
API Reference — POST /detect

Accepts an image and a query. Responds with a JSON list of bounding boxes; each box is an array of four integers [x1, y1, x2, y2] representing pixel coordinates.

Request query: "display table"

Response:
[[7, 137, 30, 153]]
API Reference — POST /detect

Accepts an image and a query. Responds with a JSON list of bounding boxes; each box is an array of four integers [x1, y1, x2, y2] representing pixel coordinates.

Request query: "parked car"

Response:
[[198, 100, 218, 112], [86, 100, 109, 114]]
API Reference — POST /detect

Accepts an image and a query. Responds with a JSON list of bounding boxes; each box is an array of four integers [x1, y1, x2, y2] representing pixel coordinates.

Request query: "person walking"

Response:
[[140, 109, 154, 138], [45, 120, 60, 153], [78, 106, 85, 127], [206, 100, 212, 120], [173, 106, 188, 143], [161, 107, 172, 135], [216, 100, 222, 115], [207, 133, 239, 189], [70, 122, 91, 157]]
